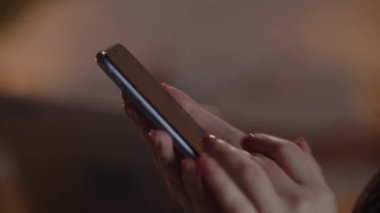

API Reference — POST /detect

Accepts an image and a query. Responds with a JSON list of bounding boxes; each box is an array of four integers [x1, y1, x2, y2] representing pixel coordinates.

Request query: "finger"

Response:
[[294, 137, 312, 154], [149, 130, 177, 163], [148, 130, 193, 211], [162, 83, 245, 146], [241, 133, 320, 185], [123, 102, 154, 133], [203, 135, 279, 212], [148, 130, 181, 189], [250, 153, 298, 197], [198, 154, 257, 213], [123, 95, 194, 210], [294, 137, 322, 173], [181, 158, 220, 213]]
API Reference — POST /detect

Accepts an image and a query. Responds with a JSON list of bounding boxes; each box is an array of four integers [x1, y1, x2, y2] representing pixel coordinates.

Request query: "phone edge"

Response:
[[96, 50, 199, 159]]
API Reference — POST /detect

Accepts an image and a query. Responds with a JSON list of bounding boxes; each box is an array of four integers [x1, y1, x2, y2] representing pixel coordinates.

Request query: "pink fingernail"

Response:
[[241, 133, 262, 152], [294, 137, 307, 145], [298, 137, 306, 142], [202, 134, 217, 150], [161, 82, 173, 89], [249, 133, 257, 139], [241, 133, 256, 145], [148, 130, 161, 150], [148, 130, 155, 137]]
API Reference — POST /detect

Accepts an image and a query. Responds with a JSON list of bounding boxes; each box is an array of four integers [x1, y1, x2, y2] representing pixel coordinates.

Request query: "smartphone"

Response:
[[96, 44, 204, 158]]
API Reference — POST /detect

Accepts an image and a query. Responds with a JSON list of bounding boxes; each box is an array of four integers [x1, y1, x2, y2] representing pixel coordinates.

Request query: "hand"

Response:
[[123, 84, 244, 212], [197, 134, 337, 213], [122, 84, 337, 213]]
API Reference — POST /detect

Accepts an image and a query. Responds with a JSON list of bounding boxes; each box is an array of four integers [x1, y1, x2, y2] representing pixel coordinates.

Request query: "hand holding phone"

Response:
[[96, 44, 205, 158], [122, 83, 246, 213]]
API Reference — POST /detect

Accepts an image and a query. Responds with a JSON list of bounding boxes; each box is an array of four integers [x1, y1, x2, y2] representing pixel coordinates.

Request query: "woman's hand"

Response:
[[196, 134, 337, 213], [123, 84, 245, 212], [123, 84, 337, 213]]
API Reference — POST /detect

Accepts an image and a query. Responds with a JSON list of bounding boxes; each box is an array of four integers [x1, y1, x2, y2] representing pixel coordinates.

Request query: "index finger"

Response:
[[162, 84, 245, 146]]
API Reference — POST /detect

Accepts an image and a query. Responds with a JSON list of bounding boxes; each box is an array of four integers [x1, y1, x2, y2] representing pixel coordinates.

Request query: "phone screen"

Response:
[[96, 44, 204, 158]]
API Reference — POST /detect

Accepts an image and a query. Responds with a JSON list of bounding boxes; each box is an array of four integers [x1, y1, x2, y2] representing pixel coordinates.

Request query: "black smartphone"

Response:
[[96, 44, 204, 158]]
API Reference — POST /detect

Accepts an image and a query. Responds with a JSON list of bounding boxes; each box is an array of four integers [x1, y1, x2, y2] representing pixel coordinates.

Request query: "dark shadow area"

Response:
[[0, 96, 181, 213]]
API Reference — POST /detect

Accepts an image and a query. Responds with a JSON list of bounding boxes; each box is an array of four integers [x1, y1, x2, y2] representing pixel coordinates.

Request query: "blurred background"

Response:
[[0, 0, 379, 212]]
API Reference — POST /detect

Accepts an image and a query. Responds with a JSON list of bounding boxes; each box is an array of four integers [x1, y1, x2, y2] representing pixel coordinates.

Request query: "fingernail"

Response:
[[242, 133, 257, 143], [148, 130, 161, 150], [241, 133, 257, 148], [294, 136, 307, 145], [249, 133, 257, 139], [294, 138, 302, 144], [202, 134, 217, 150], [148, 130, 155, 137], [298, 137, 306, 142], [161, 82, 173, 90]]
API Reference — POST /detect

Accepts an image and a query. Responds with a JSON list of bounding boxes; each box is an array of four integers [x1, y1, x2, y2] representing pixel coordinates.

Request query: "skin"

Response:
[[123, 84, 337, 213]]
